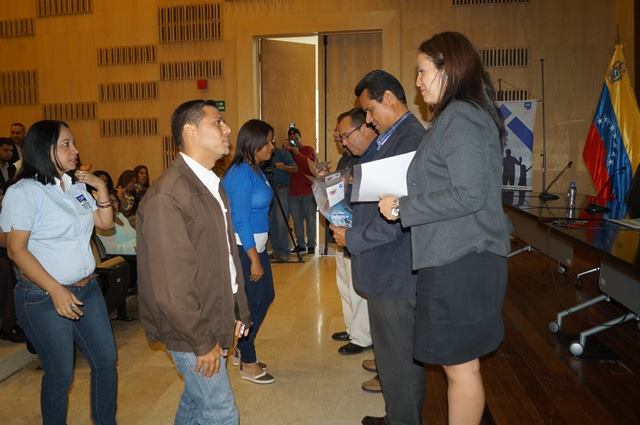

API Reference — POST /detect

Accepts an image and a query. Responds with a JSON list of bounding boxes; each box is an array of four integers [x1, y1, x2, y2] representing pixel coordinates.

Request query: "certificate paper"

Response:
[[351, 151, 416, 202]]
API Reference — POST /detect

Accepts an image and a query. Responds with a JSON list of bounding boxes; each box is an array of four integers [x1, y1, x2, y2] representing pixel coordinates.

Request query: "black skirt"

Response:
[[413, 251, 507, 365]]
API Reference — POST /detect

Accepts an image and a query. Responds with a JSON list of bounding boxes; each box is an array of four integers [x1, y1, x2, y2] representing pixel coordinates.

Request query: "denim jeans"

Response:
[[170, 351, 239, 425], [14, 278, 117, 425], [268, 186, 291, 256], [289, 194, 316, 249], [236, 248, 274, 364]]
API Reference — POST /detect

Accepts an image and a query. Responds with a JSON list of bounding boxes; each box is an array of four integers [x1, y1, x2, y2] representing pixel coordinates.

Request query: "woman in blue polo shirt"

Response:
[[222, 119, 275, 385], [0, 120, 117, 425]]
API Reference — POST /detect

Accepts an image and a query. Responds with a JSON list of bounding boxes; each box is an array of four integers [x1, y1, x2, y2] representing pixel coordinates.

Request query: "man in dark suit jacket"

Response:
[[332, 70, 426, 425], [137, 100, 251, 423], [0, 138, 16, 192], [8, 123, 25, 166]]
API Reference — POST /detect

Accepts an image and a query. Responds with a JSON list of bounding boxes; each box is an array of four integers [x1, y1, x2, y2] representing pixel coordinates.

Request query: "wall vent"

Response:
[[480, 48, 529, 68], [0, 18, 36, 38], [97, 45, 157, 66], [160, 59, 223, 80], [495, 89, 529, 101], [37, 0, 93, 17], [0, 70, 38, 105], [162, 136, 178, 170], [158, 2, 222, 44], [42, 102, 96, 120], [99, 81, 158, 102], [100, 118, 158, 137], [452, 0, 528, 6]]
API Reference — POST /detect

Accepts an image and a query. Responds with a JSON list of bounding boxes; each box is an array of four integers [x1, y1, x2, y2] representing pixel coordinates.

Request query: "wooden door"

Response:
[[259, 39, 316, 148], [321, 32, 382, 167]]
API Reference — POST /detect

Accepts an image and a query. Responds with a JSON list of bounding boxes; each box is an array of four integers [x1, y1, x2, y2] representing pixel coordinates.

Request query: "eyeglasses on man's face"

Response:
[[339, 124, 363, 142]]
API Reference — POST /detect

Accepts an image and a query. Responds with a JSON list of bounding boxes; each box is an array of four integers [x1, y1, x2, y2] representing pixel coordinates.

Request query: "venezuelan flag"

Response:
[[582, 44, 640, 218]]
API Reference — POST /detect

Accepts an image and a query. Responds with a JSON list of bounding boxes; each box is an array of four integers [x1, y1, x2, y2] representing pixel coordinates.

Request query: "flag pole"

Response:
[[540, 58, 547, 193]]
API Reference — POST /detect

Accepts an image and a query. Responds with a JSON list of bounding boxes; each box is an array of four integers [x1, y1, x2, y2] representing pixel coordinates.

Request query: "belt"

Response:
[[21, 273, 96, 288], [71, 274, 96, 288]]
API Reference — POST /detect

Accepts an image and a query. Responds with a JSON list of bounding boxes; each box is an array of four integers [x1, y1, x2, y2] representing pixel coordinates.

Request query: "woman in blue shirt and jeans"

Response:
[[0, 120, 117, 425], [222, 119, 275, 384]]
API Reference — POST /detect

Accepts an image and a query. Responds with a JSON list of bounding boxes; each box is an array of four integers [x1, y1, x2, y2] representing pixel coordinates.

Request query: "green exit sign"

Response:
[[211, 100, 225, 111]]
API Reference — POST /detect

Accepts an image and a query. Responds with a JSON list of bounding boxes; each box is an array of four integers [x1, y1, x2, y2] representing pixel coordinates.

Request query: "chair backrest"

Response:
[[627, 165, 640, 219], [91, 231, 109, 261]]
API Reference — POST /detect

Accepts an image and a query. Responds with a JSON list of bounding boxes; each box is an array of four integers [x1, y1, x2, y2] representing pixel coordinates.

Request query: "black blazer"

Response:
[[346, 113, 426, 299], [0, 162, 16, 192]]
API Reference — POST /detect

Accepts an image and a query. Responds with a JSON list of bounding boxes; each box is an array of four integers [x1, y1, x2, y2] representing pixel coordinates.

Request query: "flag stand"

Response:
[[539, 58, 548, 195]]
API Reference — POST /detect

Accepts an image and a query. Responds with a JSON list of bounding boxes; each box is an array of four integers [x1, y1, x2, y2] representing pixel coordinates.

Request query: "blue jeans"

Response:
[[14, 278, 117, 425], [268, 186, 291, 256], [170, 351, 238, 425], [237, 248, 274, 364], [289, 194, 316, 249]]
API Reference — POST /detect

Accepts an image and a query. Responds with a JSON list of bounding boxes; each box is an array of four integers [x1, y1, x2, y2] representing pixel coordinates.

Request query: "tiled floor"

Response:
[[0, 255, 384, 425]]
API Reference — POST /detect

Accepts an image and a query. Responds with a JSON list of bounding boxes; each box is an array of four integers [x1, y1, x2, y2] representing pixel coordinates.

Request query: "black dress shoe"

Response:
[[338, 342, 372, 355], [0, 327, 26, 343], [361, 416, 386, 425], [331, 331, 350, 341]]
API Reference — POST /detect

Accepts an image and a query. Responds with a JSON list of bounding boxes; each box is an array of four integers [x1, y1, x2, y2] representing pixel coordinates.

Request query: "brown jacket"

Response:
[[136, 154, 250, 355]]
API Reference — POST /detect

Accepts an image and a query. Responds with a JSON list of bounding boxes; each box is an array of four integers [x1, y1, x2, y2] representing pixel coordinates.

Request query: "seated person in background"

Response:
[[116, 169, 136, 217], [96, 192, 138, 301], [132, 164, 150, 214], [92, 170, 115, 195], [0, 232, 26, 343], [96, 193, 136, 257], [0, 138, 16, 197]]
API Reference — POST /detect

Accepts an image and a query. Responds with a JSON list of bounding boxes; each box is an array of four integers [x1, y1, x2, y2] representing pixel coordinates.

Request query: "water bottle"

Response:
[[567, 181, 577, 208]]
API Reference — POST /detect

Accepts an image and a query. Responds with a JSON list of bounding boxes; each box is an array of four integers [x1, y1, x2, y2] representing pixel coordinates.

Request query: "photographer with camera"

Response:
[[263, 138, 297, 263], [285, 124, 317, 255]]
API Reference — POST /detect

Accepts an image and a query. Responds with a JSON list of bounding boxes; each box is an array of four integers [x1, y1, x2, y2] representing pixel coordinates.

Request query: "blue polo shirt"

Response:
[[0, 174, 97, 286]]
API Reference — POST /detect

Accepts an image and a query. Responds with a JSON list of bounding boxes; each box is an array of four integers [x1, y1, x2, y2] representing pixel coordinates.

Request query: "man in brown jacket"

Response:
[[137, 99, 251, 424]]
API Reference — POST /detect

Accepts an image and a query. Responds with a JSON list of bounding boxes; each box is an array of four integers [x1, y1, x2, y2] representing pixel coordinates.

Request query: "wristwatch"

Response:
[[390, 198, 400, 218]]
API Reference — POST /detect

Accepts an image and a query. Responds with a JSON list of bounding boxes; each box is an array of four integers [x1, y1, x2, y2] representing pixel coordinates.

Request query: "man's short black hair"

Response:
[[337, 108, 366, 128], [171, 99, 218, 148], [354, 70, 407, 105], [0, 137, 14, 148]]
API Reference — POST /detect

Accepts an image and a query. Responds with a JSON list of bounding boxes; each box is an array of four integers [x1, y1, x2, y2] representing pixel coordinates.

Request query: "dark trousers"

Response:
[[0, 257, 17, 331], [236, 248, 275, 364], [368, 296, 424, 425]]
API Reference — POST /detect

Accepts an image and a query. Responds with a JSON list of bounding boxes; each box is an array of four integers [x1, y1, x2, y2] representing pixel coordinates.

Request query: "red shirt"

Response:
[[288, 145, 316, 196]]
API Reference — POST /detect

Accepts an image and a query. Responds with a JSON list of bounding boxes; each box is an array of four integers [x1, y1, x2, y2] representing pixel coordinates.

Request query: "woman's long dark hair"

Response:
[[227, 119, 274, 172], [132, 164, 149, 188], [17, 120, 71, 185], [418, 32, 506, 145]]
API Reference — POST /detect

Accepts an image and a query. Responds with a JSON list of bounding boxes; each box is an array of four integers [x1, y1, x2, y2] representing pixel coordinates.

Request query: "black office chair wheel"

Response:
[[548, 320, 560, 334], [569, 341, 584, 357]]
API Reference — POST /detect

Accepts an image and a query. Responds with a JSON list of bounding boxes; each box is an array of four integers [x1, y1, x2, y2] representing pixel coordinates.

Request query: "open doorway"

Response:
[[258, 32, 382, 255]]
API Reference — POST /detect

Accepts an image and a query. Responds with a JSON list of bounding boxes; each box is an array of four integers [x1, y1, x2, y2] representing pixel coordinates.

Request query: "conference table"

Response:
[[502, 190, 640, 356]]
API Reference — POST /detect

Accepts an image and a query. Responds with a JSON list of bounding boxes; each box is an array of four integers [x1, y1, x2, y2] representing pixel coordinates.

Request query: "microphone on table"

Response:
[[585, 166, 627, 214], [539, 161, 573, 201]]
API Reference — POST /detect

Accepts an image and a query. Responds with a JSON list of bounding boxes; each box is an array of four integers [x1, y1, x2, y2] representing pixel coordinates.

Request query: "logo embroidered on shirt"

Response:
[[75, 194, 92, 209]]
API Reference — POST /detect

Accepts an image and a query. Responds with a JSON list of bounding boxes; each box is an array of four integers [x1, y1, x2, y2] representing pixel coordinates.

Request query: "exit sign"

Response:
[[211, 100, 225, 111]]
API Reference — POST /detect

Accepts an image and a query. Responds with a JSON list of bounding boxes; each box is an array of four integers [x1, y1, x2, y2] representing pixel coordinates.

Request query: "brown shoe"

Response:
[[361, 374, 382, 393], [362, 359, 377, 372]]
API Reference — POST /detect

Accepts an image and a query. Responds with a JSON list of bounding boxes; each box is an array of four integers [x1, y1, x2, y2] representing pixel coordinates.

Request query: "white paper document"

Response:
[[351, 151, 416, 203]]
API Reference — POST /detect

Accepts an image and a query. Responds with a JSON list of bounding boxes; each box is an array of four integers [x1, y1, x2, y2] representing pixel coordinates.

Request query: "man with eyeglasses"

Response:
[[331, 70, 426, 425]]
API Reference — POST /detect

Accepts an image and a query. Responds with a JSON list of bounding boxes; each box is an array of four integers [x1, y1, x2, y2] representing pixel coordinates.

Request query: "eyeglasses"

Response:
[[339, 124, 363, 142]]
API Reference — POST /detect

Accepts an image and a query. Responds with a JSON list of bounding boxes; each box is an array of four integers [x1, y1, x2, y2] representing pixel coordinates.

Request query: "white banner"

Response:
[[498, 100, 538, 191]]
